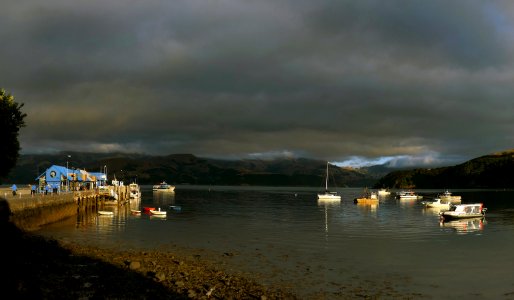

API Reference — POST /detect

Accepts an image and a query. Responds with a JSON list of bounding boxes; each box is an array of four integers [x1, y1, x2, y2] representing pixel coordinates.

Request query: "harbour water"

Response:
[[37, 186, 514, 299]]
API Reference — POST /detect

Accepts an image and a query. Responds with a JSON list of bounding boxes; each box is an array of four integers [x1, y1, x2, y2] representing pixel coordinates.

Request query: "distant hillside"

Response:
[[374, 150, 514, 189], [4, 152, 386, 187]]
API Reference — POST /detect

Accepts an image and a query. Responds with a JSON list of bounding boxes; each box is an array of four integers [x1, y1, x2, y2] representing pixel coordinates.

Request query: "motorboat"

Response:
[[439, 203, 487, 221], [153, 181, 175, 192], [354, 190, 379, 205], [130, 209, 141, 214], [421, 198, 450, 209], [377, 188, 391, 196], [317, 162, 341, 201], [438, 190, 462, 204], [397, 190, 419, 200]]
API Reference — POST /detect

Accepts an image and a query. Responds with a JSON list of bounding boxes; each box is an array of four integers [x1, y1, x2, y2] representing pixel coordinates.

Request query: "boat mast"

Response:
[[325, 162, 329, 192]]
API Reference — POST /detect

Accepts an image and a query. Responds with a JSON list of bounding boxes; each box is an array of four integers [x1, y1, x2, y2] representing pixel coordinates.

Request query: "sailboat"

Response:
[[317, 162, 341, 201]]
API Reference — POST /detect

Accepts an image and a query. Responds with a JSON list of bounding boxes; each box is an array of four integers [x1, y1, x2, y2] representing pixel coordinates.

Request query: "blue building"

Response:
[[36, 165, 107, 192]]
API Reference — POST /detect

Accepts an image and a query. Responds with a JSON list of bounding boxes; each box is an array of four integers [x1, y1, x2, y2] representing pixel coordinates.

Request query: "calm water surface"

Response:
[[37, 186, 514, 299]]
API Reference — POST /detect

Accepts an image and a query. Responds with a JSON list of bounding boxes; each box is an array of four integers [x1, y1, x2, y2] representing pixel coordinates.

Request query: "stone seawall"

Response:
[[1, 185, 131, 231], [5, 194, 77, 231], [2, 189, 104, 231]]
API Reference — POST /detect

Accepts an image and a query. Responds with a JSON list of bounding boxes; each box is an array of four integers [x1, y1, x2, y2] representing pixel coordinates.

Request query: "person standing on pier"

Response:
[[31, 184, 36, 197], [11, 184, 17, 196]]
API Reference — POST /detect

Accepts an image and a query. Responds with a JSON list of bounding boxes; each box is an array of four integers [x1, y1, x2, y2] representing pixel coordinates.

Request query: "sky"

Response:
[[2, 0, 514, 168]]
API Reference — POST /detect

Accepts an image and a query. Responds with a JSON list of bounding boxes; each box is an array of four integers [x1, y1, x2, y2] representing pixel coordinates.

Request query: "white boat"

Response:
[[438, 190, 462, 204], [377, 188, 391, 196], [397, 190, 419, 200], [421, 198, 450, 209], [317, 162, 341, 201], [440, 203, 487, 221], [129, 183, 141, 199], [98, 211, 114, 216], [150, 208, 167, 215], [153, 181, 175, 192]]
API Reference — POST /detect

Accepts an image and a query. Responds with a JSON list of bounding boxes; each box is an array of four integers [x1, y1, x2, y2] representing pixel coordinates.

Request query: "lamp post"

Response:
[[104, 165, 107, 186], [66, 155, 71, 192]]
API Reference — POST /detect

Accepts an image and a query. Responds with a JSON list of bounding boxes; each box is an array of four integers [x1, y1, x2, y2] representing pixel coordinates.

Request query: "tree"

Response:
[[0, 88, 27, 179]]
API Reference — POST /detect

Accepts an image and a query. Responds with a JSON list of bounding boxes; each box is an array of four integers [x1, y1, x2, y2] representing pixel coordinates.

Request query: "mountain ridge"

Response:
[[6, 150, 514, 188], [4, 152, 388, 187]]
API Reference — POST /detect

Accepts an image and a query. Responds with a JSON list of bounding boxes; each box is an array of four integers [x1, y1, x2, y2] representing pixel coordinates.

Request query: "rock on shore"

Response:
[[0, 224, 297, 299], [0, 197, 297, 299]]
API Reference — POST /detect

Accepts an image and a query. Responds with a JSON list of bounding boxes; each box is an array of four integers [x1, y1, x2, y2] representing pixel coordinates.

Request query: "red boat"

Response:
[[143, 206, 155, 213]]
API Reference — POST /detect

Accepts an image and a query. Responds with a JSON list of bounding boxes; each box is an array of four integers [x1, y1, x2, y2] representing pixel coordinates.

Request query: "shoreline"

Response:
[[1, 226, 298, 299], [0, 196, 297, 299]]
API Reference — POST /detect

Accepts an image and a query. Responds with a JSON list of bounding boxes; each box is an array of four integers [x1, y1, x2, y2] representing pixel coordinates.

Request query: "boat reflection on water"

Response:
[[152, 190, 176, 207], [317, 199, 340, 235], [149, 214, 167, 220], [440, 217, 486, 234], [129, 197, 141, 213], [356, 202, 378, 215]]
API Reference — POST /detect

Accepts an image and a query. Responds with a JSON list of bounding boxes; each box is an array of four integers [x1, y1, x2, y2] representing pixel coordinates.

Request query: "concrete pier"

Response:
[[1, 185, 133, 231]]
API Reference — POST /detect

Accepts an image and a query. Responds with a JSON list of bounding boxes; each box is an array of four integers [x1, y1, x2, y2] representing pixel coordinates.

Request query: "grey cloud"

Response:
[[3, 0, 514, 166]]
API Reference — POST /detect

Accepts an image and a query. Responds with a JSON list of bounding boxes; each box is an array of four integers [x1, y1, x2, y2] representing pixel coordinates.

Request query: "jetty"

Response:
[[0, 185, 134, 231]]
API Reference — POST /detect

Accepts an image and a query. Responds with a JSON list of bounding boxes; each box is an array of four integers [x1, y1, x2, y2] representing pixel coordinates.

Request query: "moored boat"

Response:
[[439, 203, 487, 221], [397, 190, 419, 200], [129, 183, 141, 199], [150, 208, 167, 215], [377, 188, 391, 196], [422, 198, 450, 209], [438, 190, 462, 204], [317, 162, 341, 201], [354, 189, 379, 205], [153, 181, 175, 192], [143, 206, 156, 213]]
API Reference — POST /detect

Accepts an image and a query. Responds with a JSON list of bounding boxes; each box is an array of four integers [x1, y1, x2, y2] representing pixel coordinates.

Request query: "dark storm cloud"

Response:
[[2, 0, 514, 166]]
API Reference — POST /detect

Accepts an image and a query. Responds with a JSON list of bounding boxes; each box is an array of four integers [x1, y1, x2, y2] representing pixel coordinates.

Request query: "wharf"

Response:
[[0, 185, 134, 231]]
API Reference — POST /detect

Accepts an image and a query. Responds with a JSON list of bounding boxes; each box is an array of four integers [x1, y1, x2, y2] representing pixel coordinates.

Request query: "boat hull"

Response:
[[354, 198, 379, 204], [317, 193, 341, 201], [154, 187, 175, 192], [399, 196, 417, 200], [440, 212, 485, 221]]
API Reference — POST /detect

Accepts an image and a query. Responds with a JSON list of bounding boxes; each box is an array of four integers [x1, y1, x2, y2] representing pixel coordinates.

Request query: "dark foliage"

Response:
[[0, 89, 26, 181]]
